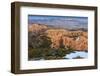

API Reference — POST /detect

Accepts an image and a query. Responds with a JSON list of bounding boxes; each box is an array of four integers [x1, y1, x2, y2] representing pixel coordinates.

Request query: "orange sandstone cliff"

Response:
[[29, 24, 88, 51]]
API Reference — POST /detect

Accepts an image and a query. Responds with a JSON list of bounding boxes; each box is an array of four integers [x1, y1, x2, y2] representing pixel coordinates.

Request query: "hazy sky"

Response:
[[28, 15, 88, 29]]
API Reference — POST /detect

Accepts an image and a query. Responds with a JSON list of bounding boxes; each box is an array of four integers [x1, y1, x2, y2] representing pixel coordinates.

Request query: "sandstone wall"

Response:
[[29, 24, 88, 51], [46, 29, 88, 50]]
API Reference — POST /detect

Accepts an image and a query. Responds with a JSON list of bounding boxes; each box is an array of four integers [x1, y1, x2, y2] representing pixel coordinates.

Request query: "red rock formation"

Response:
[[46, 29, 88, 51], [28, 24, 47, 32], [29, 24, 88, 51]]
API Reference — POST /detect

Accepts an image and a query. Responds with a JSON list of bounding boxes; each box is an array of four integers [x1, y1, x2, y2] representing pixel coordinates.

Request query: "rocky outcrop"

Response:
[[29, 24, 88, 51], [46, 29, 88, 51], [63, 36, 87, 50], [28, 24, 48, 32]]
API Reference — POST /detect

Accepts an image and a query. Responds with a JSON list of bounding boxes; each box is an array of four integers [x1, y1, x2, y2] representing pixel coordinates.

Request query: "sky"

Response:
[[28, 15, 88, 29]]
